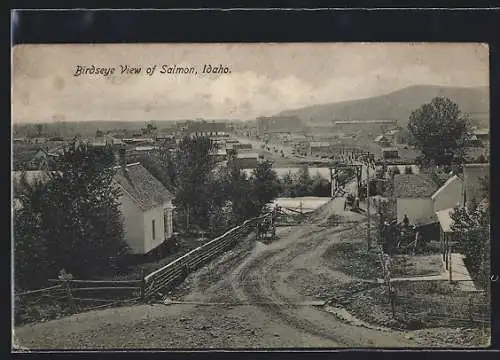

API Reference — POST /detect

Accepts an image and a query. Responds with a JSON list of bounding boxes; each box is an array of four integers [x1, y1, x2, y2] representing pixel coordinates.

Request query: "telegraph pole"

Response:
[[366, 153, 371, 251]]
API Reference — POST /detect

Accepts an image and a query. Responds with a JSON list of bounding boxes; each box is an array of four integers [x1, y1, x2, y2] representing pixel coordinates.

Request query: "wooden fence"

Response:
[[14, 212, 272, 324], [47, 278, 143, 303], [143, 212, 272, 299]]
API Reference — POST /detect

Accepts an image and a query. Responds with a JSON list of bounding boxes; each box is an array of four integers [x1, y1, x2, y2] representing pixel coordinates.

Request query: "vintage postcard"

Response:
[[12, 43, 491, 350]]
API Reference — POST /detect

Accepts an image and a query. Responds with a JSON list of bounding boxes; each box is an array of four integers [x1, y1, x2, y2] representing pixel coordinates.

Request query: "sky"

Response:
[[12, 43, 489, 124]]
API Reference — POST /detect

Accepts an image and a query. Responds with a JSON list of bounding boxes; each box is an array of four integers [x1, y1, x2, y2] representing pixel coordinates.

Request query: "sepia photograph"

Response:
[[12, 43, 491, 350]]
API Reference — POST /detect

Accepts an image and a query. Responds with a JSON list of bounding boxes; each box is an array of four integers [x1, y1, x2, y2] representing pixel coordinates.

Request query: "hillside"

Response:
[[277, 85, 489, 127]]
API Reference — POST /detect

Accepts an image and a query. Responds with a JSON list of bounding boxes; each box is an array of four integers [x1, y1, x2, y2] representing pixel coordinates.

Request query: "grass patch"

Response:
[[342, 281, 490, 330], [323, 241, 381, 280], [391, 254, 444, 278], [463, 256, 489, 291]]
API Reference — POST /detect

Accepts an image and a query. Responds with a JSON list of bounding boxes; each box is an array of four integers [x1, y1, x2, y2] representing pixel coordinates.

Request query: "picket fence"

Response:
[[143, 212, 272, 299]]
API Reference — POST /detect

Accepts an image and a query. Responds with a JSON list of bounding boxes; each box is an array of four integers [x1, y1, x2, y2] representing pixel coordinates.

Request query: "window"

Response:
[[152, 220, 156, 240]]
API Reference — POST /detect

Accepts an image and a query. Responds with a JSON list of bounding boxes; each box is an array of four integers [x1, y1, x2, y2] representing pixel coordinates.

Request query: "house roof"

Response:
[[113, 163, 174, 211], [134, 146, 158, 151], [237, 152, 259, 159], [386, 129, 400, 136], [374, 135, 385, 142], [393, 174, 439, 198], [473, 128, 489, 136], [431, 175, 462, 200], [211, 149, 227, 156], [381, 147, 399, 152], [436, 207, 455, 233], [310, 142, 331, 147]]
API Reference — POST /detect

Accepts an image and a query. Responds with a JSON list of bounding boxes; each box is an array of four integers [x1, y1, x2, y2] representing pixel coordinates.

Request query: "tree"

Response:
[[35, 124, 45, 137], [95, 129, 104, 138], [88, 144, 116, 168], [450, 200, 490, 292], [294, 165, 313, 197], [311, 173, 331, 197], [141, 121, 158, 137], [226, 162, 258, 223], [14, 175, 53, 289], [408, 97, 471, 167], [160, 136, 217, 232], [280, 171, 296, 197], [250, 160, 281, 213], [14, 141, 128, 287]]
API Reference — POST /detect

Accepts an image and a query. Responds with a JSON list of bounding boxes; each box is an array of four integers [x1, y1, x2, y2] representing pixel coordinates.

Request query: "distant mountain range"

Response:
[[277, 85, 490, 127]]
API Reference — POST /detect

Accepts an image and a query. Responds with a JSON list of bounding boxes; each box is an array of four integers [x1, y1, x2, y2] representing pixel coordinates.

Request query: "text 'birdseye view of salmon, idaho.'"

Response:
[[12, 42, 491, 351]]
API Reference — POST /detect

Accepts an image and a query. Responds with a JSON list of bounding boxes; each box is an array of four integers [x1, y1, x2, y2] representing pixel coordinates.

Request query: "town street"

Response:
[[14, 198, 422, 349]]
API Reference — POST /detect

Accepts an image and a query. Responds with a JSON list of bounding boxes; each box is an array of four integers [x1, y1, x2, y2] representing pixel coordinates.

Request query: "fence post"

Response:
[[58, 269, 76, 314], [140, 268, 146, 301], [449, 245, 453, 283]]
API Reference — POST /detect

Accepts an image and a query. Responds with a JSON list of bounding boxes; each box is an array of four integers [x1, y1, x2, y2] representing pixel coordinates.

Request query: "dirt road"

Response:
[[14, 198, 422, 349]]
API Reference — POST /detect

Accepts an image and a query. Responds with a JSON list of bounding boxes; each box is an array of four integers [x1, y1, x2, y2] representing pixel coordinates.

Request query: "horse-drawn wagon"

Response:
[[381, 221, 424, 255], [255, 207, 279, 242]]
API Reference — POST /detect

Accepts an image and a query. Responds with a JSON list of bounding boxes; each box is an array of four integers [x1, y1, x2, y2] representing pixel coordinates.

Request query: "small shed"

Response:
[[393, 173, 439, 226]]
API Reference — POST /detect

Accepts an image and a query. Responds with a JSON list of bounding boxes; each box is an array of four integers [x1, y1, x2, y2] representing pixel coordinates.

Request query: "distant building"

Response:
[[309, 142, 332, 156], [233, 152, 259, 169], [257, 115, 304, 138], [133, 146, 159, 152], [209, 148, 227, 163], [465, 128, 490, 148], [105, 135, 124, 146], [392, 173, 439, 227], [381, 147, 399, 160], [27, 137, 48, 145], [232, 143, 253, 151], [374, 134, 392, 147], [333, 120, 398, 134], [113, 152, 174, 255], [92, 137, 107, 147], [13, 147, 60, 171]]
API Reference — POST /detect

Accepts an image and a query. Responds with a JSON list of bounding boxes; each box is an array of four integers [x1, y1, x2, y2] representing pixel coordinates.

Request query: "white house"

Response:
[[431, 174, 464, 213], [392, 173, 439, 226], [113, 155, 174, 255], [462, 163, 489, 207]]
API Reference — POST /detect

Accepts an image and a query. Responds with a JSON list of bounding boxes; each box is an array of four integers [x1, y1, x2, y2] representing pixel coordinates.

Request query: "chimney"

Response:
[[118, 147, 127, 171]]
